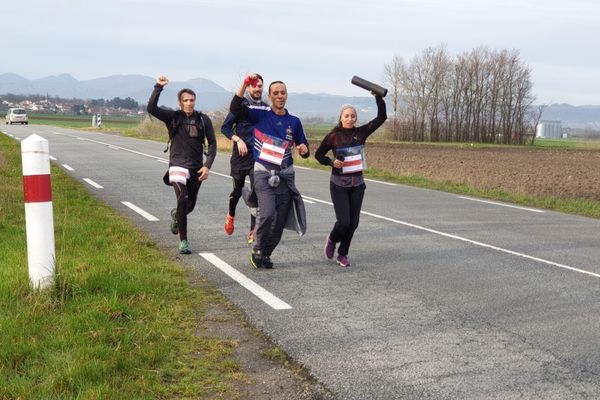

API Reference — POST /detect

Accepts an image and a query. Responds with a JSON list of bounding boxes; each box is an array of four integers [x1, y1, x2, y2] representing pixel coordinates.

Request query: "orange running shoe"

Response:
[[224, 214, 235, 235]]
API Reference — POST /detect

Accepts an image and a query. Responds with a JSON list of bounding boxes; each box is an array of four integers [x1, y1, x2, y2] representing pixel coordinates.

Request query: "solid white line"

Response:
[[301, 195, 333, 206], [199, 253, 293, 310], [77, 137, 85, 141], [156, 159, 168, 164], [61, 164, 75, 171], [359, 210, 600, 279], [49, 156, 57, 161], [302, 198, 316, 204], [108, 145, 120, 150], [211, 171, 232, 179], [121, 201, 159, 221], [364, 178, 397, 186], [82, 178, 103, 189], [458, 196, 545, 213]]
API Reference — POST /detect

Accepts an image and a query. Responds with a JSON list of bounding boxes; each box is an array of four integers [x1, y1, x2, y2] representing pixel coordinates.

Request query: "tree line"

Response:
[[384, 45, 540, 145]]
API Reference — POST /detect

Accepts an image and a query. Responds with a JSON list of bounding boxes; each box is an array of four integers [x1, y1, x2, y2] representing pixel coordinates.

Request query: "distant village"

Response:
[[0, 93, 227, 122], [0, 93, 145, 117]]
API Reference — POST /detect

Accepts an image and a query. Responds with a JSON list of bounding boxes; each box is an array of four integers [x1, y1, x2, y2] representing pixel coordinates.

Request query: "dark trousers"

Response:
[[173, 172, 202, 241], [253, 173, 292, 257], [228, 169, 256, 230], [329, 182, 365, 256]]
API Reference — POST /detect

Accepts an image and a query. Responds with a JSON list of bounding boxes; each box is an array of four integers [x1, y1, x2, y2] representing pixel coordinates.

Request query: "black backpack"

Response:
[[164, 110, 208, 153]]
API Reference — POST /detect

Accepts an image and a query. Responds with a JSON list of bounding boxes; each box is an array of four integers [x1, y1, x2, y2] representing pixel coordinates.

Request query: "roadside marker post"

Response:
[[21, 134, 55, 290], [97, 113, 102, 129]]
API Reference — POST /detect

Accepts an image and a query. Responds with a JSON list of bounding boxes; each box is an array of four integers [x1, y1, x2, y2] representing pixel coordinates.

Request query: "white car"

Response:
[[5, 108, 28, 125]]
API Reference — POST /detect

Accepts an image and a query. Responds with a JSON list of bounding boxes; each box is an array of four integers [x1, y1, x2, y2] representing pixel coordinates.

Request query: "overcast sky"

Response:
[[4, 0, 600, 105]]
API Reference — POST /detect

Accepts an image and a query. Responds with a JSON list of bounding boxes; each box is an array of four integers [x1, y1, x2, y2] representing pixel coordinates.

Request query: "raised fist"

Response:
[[156, 76, 169, 86]]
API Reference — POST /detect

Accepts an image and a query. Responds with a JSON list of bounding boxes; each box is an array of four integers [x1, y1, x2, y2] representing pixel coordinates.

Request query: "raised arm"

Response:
[[360, 94, 387, 137], [146, 75, 174, 122]]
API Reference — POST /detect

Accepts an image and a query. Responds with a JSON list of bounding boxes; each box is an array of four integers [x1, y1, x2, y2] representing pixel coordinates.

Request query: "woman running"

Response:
[[315, 93, 386, 267]]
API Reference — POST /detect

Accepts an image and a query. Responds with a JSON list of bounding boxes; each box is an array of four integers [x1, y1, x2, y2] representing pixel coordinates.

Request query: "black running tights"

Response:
[[329, 182, 365, 256]]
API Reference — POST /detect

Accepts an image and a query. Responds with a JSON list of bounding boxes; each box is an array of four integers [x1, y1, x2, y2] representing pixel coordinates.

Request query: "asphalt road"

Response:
[[5, 124, 600, 399]]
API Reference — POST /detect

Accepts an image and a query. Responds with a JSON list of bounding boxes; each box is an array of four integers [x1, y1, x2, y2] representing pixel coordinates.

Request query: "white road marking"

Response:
[[211, 171, 232, 179], [49, 156, 57, 161], [121, 201, 159, 221], [295, 165, 311, 170], [458, 196, 545, 213], [302, 197, 316, 204], [83, 178, 103, 189], [301, 195, 333, 206], [108, 145, 120, 150], [365, 178, 397, 186], [156, 159, 168, 164], [61, 164, 75, 171], [199, 253, 293, 310], [360, 210, 600, 279], [77, 137, 85, 141]]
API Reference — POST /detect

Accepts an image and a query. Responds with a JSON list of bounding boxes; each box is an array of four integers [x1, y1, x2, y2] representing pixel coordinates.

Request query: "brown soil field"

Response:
[[308, 141, 600, 202]]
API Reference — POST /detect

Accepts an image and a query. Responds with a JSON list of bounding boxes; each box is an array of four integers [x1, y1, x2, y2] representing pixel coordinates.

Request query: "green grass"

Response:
[[533, 137, 600, 149], [0, 133, 245, 399], [28, 113, 142, 131]]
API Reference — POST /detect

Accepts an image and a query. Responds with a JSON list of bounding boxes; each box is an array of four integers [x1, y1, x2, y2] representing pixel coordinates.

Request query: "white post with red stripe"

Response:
[[21, 134, 55, 290]]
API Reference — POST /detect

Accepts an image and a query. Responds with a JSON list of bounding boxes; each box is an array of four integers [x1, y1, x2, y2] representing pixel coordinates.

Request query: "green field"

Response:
[[27, 113, 143, 130]]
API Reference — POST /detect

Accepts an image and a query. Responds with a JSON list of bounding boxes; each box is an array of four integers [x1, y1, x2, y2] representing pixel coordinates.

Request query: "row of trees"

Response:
[[383, 45, 540, 144]]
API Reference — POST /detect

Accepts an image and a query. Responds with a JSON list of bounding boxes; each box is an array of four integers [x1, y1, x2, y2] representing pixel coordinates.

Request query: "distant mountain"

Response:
[[2, 73, 600, 125], [540, 103, 600, 130]]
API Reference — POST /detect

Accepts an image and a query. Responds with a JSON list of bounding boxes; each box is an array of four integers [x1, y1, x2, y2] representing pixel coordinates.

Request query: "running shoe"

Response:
[[336, 254, 350, 267], [324, 236, 335, 259], [249, 250, 263, 269], [247, 229, 254, 245], [224, 214, 235, 235], [170, 208, 178, 235], [179, 240, 191, 255], [262, 255, 273, 269]]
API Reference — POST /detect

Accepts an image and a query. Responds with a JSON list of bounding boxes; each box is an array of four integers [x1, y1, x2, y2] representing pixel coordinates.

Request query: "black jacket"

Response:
[[147, 84, 216, 170]]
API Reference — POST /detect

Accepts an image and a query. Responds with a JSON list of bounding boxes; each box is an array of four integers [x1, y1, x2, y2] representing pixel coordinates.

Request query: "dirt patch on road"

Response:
[[310, 141, 600, 202]]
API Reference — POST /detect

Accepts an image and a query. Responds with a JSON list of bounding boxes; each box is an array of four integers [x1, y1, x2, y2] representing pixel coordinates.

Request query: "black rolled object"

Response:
[[351, 76, 388, 97]]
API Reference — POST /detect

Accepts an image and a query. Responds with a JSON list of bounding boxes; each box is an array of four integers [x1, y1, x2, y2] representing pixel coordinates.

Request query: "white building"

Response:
[[536, 120, 564, 139]]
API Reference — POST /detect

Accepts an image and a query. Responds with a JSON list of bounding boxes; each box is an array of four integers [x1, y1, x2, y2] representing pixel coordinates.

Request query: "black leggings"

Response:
[[329, 182, 365, 256], [173, 175, 202, 241], [228, 170, 256, 229]]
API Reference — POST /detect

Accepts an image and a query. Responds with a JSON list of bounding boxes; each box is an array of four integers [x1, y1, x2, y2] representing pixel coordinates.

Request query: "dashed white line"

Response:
[[121, 201, 159, 221], [108, 145, 120, 150], [83, 178, 103, 189], [199, 253, 292, 310], [61, 164, 75, 171], [458, 196, 545, 213], [156, 159, 168, 164], [302, 198, 316, 204]]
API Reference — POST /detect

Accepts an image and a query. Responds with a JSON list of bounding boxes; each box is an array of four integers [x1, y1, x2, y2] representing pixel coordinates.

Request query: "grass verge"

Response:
[[0, 133, 244, 399]]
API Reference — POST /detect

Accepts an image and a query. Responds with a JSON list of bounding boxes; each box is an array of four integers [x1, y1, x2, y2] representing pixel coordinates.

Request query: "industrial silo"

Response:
[[536, 120, 563, 139]]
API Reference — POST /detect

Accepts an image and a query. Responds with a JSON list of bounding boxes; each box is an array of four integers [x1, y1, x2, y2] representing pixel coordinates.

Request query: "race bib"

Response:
[[336, 145, 366, 174], [256, 129, 290, 166], [168, 166, 189, 184]]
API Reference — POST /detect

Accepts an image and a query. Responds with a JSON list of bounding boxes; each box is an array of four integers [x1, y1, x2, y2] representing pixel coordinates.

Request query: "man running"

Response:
[[147, 75, 217, 254], [221, 73, 268, 245], [229, 74, 310, 269]]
